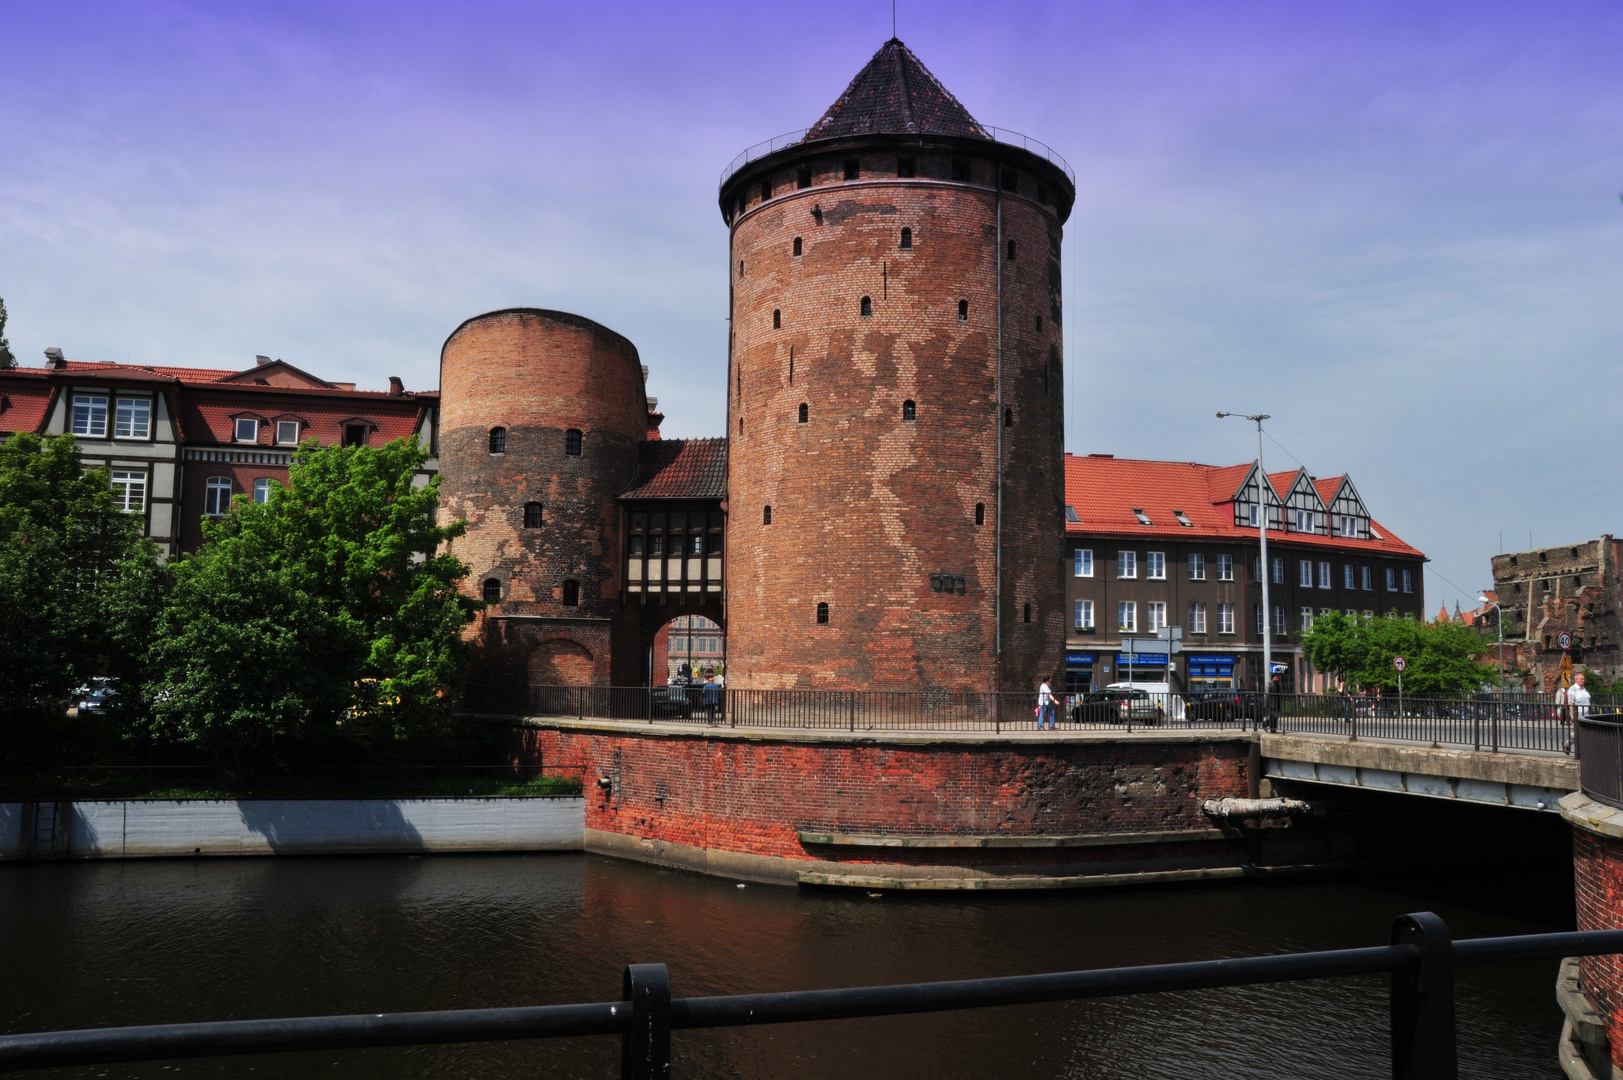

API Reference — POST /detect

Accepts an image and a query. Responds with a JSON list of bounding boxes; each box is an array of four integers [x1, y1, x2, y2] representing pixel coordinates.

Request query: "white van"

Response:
[[1103, 681, 1186, 722]]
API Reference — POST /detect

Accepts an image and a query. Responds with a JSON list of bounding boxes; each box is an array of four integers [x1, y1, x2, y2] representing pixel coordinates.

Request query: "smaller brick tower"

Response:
[[438, 309, 648, 686]]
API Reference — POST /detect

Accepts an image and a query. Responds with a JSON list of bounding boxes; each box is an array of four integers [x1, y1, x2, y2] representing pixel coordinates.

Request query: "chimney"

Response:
[[388, 376, 404, 396], [641, 365, 649, 382], [255, 355, 272, 366], [647, 396, 658, 411], [43, 347, 66, 370]]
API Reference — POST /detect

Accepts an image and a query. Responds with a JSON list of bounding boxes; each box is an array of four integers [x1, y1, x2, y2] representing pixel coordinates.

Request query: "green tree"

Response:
[[1301, 611, 1490, 696], [0, 294, 14, 368], [0, 433, 158, 737], [144, 438, 476, 761]]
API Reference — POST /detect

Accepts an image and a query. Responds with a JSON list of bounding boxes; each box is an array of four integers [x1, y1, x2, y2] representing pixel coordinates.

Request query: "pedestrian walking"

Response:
[[1559, 673, 1593, 752], [1036, 679, 1056, 730], [701, 676, 722, 721], [1266, 674, 1281, 733]]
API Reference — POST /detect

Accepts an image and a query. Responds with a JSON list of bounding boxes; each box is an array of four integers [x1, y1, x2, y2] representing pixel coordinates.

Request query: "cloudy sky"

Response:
[[2, 1, 1619, 611]]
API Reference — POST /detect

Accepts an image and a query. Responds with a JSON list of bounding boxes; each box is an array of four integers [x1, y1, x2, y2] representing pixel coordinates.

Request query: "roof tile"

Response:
[[621, 438, 728, 500], [803, 39, 988, 142]]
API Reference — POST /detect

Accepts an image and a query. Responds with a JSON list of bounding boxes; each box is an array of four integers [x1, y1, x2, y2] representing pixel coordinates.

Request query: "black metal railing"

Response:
[[0, 764, 585, 802], [1578, 710, 1623, 808], [0, 913, 1614, 1078], [463, 684, 1586, 754]]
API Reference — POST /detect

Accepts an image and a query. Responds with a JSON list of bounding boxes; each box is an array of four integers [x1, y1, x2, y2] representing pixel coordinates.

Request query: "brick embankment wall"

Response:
[[1569, 796, 1623, 1074], [517, 723, 1255, 886]]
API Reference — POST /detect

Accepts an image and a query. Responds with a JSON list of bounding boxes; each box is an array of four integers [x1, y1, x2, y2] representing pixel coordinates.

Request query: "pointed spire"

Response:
[[803, 39, 987, 142]]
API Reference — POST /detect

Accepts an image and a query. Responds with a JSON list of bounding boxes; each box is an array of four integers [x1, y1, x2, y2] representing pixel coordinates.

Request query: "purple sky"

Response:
[[3, 1, 1620, 613]]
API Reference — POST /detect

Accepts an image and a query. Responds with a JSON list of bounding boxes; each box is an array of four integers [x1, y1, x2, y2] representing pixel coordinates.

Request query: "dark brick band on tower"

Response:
[[719, 39, 1073, 692]]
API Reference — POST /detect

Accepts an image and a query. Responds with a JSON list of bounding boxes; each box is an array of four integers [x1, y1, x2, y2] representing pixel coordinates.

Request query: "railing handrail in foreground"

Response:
[[1577, 709, 1623, 808], [1, 915, 1617, 1078]]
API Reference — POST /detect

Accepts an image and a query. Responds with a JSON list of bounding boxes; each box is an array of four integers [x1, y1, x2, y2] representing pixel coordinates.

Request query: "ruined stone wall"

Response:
[[1491, 536, 1621, 689], [724, 149, 1067, 692]]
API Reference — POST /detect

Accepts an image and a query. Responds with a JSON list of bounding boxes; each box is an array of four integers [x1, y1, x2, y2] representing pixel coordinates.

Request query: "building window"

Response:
[[1147, 601, 1167, 633], [1294, 509, 1313, 532], [773, 309, 781, 329], [900, 227, 912, 249], [1318, 561, 1331, 589], [235, 417, 259, 443], [1273, 558, 1284, 585], [1004, 407, 1013, 427], [1362, 566, 1373, 591], [1132, 509, 1152, 526], [524, 502, 544, 528], [1188, 552, 1205, 580], [1248, 504, 1260, 527], [1216, 554, 1234, 581], [1301, 607, 1315, 632], [951, 158, 970, 181], [114, 397, 151, 439], [976, 503, 985, 526], [276, 420, 300, 446], [860, 296, 873, 317], [1386, 568, 1397, 591], [759, 179, 771, 202], [482, 578, 501, 603], [797, 403, 809, 424], [958, 299, 968, 321], [841, 158, 859, 180], [1118, 601, 1137, 633], [797, 169, 811, 190], [204, 477, 233, 516], [1344, 565, 1355, 590], [792, 237, 802, 256], [489, 427, 507, 453], [110, 471, 146, 513], [1189, 602, 1207, 634], [1001, 169, 1019, 192], [1075, 549, 1093, 577], [1146, 552, 1166, 580], [897, 157, 915, 178], [343, 424, 367, 447], [1299, 560, 1313, 587], [1023, 603, 1032, 624], [253, 478, 271, 504], [816, 601, 829, 624], [561, 580, 580, 606], [902, 399, 915, 421], [1117, 551, 1136, 579], [565, 428, 583, 455], [1006, 240, 1017, 261], [1074, 600, 1094, 630], [1402, 569, 1413, 593], [71, 394, 108, 437], [1218, 603, 1235, 635], [1274, 606, 1286, 636], [1254, 605, 1264, 636]]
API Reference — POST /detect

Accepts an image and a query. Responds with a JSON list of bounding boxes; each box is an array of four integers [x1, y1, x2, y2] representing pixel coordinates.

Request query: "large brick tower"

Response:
[[439, 309, 648, 686], [719, 40, 1074, 692]]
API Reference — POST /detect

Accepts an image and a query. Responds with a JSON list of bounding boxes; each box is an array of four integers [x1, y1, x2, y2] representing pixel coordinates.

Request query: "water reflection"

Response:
[[0, 854, 1565, 1078]]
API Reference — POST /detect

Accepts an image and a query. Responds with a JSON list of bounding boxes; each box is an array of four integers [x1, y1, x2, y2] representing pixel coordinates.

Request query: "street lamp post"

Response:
[[1478, 594, 1505, 688], [1218, 412, 1272, 721]]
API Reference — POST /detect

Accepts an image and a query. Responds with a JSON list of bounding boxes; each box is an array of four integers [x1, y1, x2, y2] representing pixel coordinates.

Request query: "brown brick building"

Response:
[[1488, 536, 1622, 690]]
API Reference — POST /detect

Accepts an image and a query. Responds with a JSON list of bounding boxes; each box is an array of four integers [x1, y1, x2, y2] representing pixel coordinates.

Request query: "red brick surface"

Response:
[[525, 727, 1252, 870], [1575, 827, 1623, 1071]]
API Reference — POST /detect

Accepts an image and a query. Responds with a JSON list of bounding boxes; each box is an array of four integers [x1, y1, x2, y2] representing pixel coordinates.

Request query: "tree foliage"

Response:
[[143, 438, 477, 757], [0, 433, 158, 725], [1301, 611, 1491, 695]]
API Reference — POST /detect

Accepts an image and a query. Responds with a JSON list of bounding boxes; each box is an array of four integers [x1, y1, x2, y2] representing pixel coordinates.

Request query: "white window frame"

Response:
[[114, 396, 152, 440], [1074, 600, 1094, 630], [1074, 549, 1093, 578], [1147, 601, 1167, 633], [1274, 606, 1286, 636], [1118, 601, 1137, 633], [1386, 568, 1397, 592], [1216, 554, 1234, 582], [1402, 568, 1413, 594], [1294, 508, 1312, 532], [1273, 558, 1285, 585], [1301, 606, 1314, 632], [1344, 564, 1355, 589], [1247, 504, 1260, 527], [1218, 603, 1235, 635], [1146, 552, 1166, 580], [1117, 551, 1136, 579], [1299, 559, 1313, 587], [71, 394, 108, 437], [253, 478, 272, 504], [1255, 604, 1265, 636], [1189, 602, 1207, 634], [276, 420, 301, 446], [1188, 552, 1205, 580], [234, 417, 259, 443], [1318, 561, 1331, 589], [1362, 566, 1373, 591], [110, 470, 146, 513], [204, 477, 233, 516]]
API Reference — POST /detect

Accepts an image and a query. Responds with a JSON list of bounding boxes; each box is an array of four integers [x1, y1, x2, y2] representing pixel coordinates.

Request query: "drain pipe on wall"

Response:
[[994, 174, 1004, 694]]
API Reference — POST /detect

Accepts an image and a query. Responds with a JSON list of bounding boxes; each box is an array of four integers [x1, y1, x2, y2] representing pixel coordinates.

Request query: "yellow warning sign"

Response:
[[1560, 652, 1573, 689]]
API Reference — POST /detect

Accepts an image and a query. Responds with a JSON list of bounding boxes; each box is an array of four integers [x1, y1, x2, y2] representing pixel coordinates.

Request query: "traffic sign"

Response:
[[1393, 656, 1408, 673], [1560, 652, 1574, 688], [1559, 632, 1573, 651]]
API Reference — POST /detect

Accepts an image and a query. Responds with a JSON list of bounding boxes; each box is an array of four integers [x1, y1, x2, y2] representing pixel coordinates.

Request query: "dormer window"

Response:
[[1064, 505, 1080, 523], [1173, 510, 1193, 527], [1247, 504, 1260, 527], [1293, 509, 1313, 532], [234, 418, 259, 443], [343, 424, 368, 448], [276, 420, 301, 446], [1132, 508, 1152, 526]]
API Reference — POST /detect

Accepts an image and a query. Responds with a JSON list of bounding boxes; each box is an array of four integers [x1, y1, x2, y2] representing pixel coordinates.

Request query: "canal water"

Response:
[[0, 854, 1570, 1079]]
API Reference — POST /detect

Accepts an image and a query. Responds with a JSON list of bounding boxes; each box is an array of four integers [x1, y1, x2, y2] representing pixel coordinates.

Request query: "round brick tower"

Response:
[[719, 40, 1074, 692], [439, 308, 647, 686]]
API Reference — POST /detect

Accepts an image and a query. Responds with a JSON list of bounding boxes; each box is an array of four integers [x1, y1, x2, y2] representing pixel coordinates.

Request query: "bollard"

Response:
[[620, 963, 671, 1080], [1390, 912, 1456, 1080]]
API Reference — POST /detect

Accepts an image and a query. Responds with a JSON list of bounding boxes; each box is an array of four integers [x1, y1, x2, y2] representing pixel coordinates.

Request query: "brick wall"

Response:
[[522, 726, 1253, 874], [1575, 826, 1623, 1071], [724, 148, 1066, 693]]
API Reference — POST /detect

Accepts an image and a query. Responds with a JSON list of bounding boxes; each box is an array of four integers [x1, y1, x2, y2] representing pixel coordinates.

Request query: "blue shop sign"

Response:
[[1065, 653, 1095, 665], [1118, 652, 1168, 664], [1193, 655, 1237, 664]]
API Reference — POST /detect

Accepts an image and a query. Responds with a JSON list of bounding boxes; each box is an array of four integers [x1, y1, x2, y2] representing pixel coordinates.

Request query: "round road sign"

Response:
[[1393, 656, 1408, 672], [1559, 631, 1573, 651]]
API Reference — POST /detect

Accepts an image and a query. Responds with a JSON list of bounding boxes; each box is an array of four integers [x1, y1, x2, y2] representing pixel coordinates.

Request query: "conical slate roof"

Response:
[[803, 39, 988, 141]]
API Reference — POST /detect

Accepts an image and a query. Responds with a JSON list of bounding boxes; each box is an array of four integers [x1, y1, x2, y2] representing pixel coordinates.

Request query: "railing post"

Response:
[[1472, 705, 1479, 753], [620, 962, 671, 1080], [1390, 912, 1456, 1080]]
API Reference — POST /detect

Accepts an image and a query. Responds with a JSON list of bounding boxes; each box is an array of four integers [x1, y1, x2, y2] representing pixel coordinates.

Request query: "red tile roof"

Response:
[[179, 393, 428, 447], [621, 438, 728, 500], [803, 39, 988, 141], [0, 381, 57, 435], [1064, 453, 1424, 559]]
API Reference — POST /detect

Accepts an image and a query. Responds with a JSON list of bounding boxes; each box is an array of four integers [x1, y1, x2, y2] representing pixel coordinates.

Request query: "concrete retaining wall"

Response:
[[0, 797, 584, 859]]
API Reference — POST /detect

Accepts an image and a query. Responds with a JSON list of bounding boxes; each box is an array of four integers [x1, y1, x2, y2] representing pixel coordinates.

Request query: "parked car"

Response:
[[71, 678, 116, 715], [1187, 690, 1264, 724], [651, 684, 697, 718], [1069, 687, 1164, 725]]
